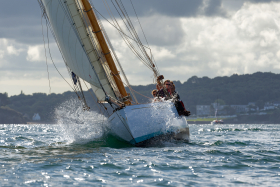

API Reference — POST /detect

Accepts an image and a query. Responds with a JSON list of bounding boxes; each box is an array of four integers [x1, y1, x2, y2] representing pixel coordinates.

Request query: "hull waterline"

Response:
[[108, 102, 190, 146]]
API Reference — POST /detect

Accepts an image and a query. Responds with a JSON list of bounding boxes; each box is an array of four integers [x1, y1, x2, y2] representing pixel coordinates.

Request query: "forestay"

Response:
[[42, 0, 118, 101]]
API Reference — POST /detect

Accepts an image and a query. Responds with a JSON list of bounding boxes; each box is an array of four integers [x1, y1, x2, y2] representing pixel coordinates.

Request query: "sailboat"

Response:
[[211, 107, 224, 125], [38, 0, 190, 146]]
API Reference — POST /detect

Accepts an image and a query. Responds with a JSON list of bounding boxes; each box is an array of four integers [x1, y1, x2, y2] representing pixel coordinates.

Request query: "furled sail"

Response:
[[41, 0, 118, 101]]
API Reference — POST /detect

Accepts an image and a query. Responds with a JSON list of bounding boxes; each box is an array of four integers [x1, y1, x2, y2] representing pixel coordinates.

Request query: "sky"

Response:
[[1, 0, 280, 96]]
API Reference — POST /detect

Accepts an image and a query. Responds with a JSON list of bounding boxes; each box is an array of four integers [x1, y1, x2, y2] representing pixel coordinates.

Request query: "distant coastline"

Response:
[[0, 106, 27, 124], [1, 72, 280, 124], [187, 113, 279, 124]]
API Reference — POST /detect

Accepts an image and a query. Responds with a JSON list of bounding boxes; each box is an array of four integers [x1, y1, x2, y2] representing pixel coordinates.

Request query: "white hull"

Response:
[[108, 102, 190, 145], [211, 121, 224, 125]]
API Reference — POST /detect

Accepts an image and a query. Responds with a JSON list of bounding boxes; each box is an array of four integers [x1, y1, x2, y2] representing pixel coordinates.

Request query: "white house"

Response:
[[230, 105, 248, 113], [32, 113, 41, 121]]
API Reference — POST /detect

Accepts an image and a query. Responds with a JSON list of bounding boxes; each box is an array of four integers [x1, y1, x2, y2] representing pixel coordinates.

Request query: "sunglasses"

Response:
[[165, 84, 171, 86]]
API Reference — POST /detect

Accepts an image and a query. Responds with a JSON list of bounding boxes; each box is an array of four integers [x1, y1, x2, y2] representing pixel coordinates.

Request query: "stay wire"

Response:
[[45, 19, 76, 92], [101, 0, 157, 99], [101, 0, 139, 103], [42, 11, 81, 99], [112, 0, 159, 76], [82, 79, 110, 117], [110, 1, 154, 71], [130, 0, 150, 49], [93, 0, 157, 75], [41, 10, 51, 95], [42, 1, 94, 100], [86, 0, 159, 86], [117, 0, 154, 67], [121, 0, 160, 77], [112, 1, 148, 62], [91, 5, 152, 51], [111, 71, 153, 101]]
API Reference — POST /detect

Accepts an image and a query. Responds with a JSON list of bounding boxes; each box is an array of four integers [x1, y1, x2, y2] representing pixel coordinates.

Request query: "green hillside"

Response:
[[2, 72, 280, 122]]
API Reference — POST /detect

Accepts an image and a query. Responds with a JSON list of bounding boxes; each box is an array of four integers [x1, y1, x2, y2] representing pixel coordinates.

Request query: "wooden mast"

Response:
[[80, 0, 131, 105]]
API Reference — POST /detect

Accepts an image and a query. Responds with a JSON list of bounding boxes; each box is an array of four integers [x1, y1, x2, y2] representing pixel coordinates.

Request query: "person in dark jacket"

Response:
[[157, 80, 172, 99], [170, 81, 191, 116]]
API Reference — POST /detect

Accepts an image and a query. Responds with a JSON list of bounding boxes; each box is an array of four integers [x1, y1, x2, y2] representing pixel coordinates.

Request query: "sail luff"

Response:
[[41, 0, 117, 101], [80, 0, 131, 105]]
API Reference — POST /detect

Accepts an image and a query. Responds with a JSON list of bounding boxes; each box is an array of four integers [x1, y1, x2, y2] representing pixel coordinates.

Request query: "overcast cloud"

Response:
[[1, 0, 280, 96]]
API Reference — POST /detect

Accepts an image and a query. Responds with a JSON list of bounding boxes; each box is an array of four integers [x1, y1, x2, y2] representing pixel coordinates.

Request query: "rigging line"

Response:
[[129, 0, 150, 50], [101, 0, 138, 103], [91, 5, 152, 51], [82, 79, 110, 116], [112, 1, 157, 74], [96, 1, 156, 76], [118, 0, 147, 54], [106, 5, 152, 70], [41, 9, 51, 95], [90, 1, 157, 97], [75, 2, 117, 101], [111, 6, 160, 84], [76, 2, 120, 99], [45, 18, 77, 93], [40, 3, 84, 100], [112, 0, 149, 63], [96, 1, 148, 102], [60, 0, 108, 96], [41, 1, 89, 100], [117, 0, 160, 77], [111, 71, 153, 101], [92, 1, 159, 81], [39, 1, 78, 94], [117, 0, 154, 67]]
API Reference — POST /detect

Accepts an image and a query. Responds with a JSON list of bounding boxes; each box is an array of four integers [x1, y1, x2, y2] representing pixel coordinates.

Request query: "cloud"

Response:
[[27, 45, 44, 62], [131, 0, 204, 17], [0, 37, 67, 96], [92, 0, 205, 18], [130, 15, 185, 46], [0, 77, 71, 96], [202, 0, 228, 17], [249, 0, 280, 3], [0, 1, 42, 45], [2, 0, 280, 96], [151, 2, 280, 81]]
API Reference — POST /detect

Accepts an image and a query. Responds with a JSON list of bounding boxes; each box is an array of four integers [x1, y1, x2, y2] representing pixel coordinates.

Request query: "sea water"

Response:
[[0, 102, 280, 186]]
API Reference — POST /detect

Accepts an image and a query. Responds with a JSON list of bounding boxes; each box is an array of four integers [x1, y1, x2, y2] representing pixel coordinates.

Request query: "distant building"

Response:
[[264, 105, 275, 110], [211, 103, 228, 115], [196, 105, 211, 116], [32, 113, 41, 121], [211, 103, 225, 110], [248, 102, 256, 106], [230, 105, 248, 113]]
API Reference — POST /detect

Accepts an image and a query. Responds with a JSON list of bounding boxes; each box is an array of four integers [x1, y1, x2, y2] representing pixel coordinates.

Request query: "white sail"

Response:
[[42, 0, 118, 101]]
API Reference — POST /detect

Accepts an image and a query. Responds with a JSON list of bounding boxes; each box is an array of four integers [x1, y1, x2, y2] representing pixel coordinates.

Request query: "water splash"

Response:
[[151, 100, 188, 132], [54, 99, 108, 144]]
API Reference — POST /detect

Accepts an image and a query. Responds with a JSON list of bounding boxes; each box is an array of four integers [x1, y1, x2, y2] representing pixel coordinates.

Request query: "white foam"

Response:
[[54, 99, 108, 144], [151, 100, 188, 132]]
